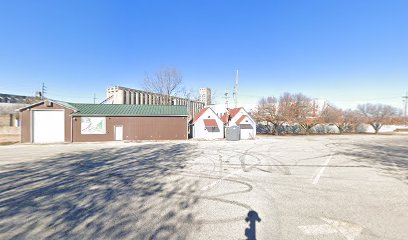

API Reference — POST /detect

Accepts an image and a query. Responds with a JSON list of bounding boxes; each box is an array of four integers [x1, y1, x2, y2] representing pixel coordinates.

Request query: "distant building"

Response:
[[0, 93, 40, 127], [0, 93, 38, 104], [199, 88, 211, 106], [106, 86, 204, 120]]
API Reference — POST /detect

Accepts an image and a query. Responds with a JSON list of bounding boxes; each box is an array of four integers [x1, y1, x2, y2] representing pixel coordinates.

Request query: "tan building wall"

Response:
[[199, 88, 211, 106], [0, 115, 12, 126], [0, 126, 19, 135], [106, 86, 204, 120]]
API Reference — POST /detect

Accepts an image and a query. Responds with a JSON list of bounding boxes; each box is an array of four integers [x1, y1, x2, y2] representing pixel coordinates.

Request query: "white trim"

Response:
[[30, 109, 64, 111], [20, 110, 23, 143], [30, 109, 32, 143], [192, 107, 222, 124], [114, 125, 124, 141], [18, 101, 45, 112], [18, 100, 77, 112]]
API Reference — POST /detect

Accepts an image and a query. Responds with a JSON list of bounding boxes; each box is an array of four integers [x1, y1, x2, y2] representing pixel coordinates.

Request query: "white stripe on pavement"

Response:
[[312, 154, 332, 185]]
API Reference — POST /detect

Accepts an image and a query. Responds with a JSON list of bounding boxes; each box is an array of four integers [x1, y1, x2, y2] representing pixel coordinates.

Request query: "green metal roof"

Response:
[[18, 100, 189, 116], [66, 103, 188, 116]]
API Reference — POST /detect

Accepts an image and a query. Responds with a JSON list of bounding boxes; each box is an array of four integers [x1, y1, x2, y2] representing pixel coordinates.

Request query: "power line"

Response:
[[3, 84, 98, 101], [234, 94, 401, 102], [47, 94, 95, 99], [329, 96, 401, 102]]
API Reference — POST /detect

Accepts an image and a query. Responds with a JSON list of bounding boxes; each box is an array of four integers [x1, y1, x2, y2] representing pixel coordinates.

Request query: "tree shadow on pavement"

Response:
[[0, 143, 200, 240], [338, 141, 408, 184]]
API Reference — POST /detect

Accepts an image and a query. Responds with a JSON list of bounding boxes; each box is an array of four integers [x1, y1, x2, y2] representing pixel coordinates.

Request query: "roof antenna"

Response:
[[234, 68, 239, 107], [41, 82, 47, 100], [224, 90, 230, 110]]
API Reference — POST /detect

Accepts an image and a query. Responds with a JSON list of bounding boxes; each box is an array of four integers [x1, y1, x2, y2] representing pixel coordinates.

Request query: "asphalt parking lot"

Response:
[[0, 135, 407, 240]]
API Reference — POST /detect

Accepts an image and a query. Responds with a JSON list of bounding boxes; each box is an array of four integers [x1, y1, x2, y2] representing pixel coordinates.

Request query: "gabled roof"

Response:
[[203, 119, 218, 127], [19, 100, 189, 116], [221, 107, 242, 124], [236, 115, 249, 124], [192, 107, 209, 123], [17, 100, 77, 112], [229, 108, 242, 118], [221, 113, 229, 124]]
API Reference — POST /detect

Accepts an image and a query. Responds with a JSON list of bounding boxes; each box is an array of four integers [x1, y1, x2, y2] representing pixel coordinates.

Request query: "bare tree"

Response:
[[253, 96, 284, 135], [285, 93, 320, 134], [143, 67, 184, 105], [321, 104, 360, 133], [278, 92, 295, 125], [357, 103, 399, 133], [180, 87, 196, 101], [341, 109, 361, 133], [275, 93, 321, 134]]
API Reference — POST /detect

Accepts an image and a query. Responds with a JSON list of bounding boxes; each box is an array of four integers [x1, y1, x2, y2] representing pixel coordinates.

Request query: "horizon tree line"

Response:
[[252, 92, 403, 135]]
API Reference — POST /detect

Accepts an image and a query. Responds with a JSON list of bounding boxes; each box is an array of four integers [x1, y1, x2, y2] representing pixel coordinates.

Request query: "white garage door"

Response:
[[33, 110, 65, 143]]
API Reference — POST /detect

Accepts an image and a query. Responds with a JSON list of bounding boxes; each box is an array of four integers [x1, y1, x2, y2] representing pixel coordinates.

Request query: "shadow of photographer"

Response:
[[245, 210, 261, 240]]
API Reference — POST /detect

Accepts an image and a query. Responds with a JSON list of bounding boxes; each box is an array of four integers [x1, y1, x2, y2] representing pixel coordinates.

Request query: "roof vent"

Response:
[[45, 100, 53, 107]]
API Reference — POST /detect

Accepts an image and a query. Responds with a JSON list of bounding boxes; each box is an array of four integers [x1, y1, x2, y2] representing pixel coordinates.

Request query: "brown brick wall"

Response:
[[72, 116, 188, 142], [20, 101, 188, 143], [20, 102, 73, 143], [0, 115, 11, 126]]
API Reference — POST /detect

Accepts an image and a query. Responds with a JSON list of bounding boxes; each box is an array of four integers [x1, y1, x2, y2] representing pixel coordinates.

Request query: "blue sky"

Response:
[[0, 0, 407, 109]]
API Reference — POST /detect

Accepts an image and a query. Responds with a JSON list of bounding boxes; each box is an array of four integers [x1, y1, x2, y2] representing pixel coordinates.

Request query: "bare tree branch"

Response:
[[253, 96, 283, 134], [143, 67, 184, 105], [279, 93, 320, 134], [321, 103, 360, 133], [357, 103, 399, 133]]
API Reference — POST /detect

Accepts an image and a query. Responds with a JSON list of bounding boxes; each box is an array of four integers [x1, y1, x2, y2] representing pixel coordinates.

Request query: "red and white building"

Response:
[[191, 107, 224, 139], [222, 107, 256, 139]]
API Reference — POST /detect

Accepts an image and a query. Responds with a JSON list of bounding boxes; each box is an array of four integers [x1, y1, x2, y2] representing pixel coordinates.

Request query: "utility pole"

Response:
[[224, 90, 230, 110], [93, 93, 97, 104], [234, 68, 239, 107], [41, 83, 47, 100], [403, 92, 408, 125], [186, 94, 191, 120], [312, 98, 319, 117]]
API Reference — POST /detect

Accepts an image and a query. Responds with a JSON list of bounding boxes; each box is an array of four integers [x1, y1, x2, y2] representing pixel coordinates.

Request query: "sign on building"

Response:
[[81, 117, 106, 134]]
